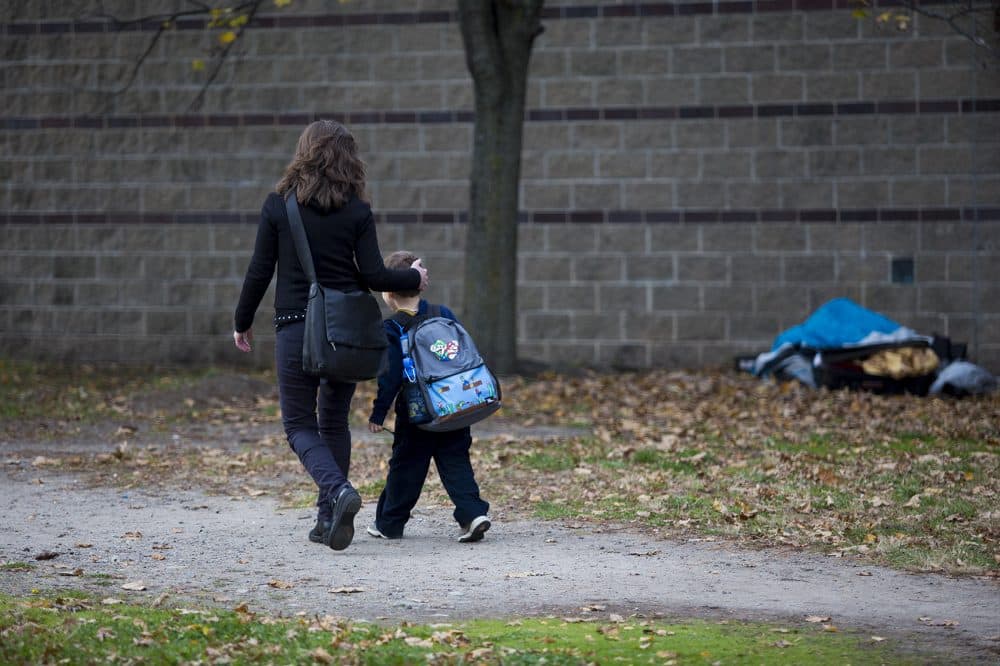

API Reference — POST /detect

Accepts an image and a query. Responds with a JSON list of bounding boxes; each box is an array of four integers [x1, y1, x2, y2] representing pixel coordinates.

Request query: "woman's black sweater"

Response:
[[234, 192, 420, 333]]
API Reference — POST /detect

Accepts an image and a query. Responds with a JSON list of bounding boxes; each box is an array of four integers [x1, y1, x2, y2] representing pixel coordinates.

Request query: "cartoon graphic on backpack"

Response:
[[393, 307, 501, 432]]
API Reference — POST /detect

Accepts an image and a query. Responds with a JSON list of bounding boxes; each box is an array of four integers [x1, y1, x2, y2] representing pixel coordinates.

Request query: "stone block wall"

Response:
[[2, 0, 998, 370]]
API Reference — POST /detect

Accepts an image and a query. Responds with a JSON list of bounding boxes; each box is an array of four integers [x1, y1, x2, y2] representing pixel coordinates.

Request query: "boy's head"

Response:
[[384, 250, 421, 299]]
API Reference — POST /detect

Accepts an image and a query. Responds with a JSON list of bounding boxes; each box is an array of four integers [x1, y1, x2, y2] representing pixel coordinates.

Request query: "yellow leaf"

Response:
[[192, 59, 206, 72], [274, 0, 293, 6], [219, 31, 237, 45]]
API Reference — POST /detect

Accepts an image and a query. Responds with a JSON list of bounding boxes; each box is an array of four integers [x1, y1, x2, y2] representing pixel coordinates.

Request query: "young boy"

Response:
[[367, 250, 491, 543]]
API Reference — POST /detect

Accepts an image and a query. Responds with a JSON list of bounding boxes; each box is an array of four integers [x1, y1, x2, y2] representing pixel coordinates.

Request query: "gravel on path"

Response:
[[2, 474, 998, 662]]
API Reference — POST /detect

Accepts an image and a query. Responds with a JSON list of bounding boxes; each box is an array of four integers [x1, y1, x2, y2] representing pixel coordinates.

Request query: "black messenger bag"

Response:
[[284, 194, 387, 382]]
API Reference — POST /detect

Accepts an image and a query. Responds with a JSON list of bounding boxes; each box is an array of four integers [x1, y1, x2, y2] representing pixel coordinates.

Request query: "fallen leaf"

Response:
[[121, 581, 146, 591], [95, 627, 115, 641], [268, 579, 293, 589], [805, 615, 831, 623], [328, 586, 364, 594], [34, 551, 59, 561], [75, 543, 93, 549], [151, 553, 166, 561], [310, 647, 335, 663], [871, 636, 886, 642], [101, 597, 123, 605]]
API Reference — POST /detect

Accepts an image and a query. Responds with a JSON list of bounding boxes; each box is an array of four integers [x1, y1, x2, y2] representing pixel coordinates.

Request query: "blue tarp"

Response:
[[771, 298, 905, 351]]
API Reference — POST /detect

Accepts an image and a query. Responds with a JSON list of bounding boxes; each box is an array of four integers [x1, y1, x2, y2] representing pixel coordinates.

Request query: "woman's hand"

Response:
[[368, 421, 384, 433], [234, 328, 253, 352], [411, 258, 429, 292]]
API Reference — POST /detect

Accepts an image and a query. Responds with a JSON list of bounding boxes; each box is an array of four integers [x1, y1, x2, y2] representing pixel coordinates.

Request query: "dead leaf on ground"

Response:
[[121, 581, 146, 591], [268, 579, 293, 589], [34, 550, 59, 560], [329, 586, 364, 594], [804, 615, 831, 623]]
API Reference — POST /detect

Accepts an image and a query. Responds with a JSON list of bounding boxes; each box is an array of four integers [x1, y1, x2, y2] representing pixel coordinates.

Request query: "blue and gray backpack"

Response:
[[392, 305, 501, 432]]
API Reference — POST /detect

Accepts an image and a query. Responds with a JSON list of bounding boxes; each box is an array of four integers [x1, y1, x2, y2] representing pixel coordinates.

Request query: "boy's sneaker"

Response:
[[458, 515, 491, 543], [325, 485, 362, 551]]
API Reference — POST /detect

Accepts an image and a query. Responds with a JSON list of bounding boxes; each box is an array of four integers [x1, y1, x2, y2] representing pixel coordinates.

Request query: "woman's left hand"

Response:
[[234, 328, 253, 352]]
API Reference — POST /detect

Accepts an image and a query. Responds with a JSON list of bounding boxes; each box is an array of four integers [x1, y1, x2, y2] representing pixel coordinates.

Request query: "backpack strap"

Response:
[[392, 304, 443, 383]]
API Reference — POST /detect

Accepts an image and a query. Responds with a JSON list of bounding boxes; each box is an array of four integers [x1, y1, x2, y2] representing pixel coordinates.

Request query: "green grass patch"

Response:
[[0, 591, 916, 665], [0, 562, 35, 572], [518, 451, 577, 472]]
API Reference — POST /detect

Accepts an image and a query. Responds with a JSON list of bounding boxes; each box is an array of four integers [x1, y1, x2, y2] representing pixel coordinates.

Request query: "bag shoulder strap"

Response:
[[284, 193, 317, 284]]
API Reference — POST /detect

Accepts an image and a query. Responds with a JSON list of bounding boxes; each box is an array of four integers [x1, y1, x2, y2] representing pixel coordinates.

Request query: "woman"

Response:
[[233, 120, 428, 552]]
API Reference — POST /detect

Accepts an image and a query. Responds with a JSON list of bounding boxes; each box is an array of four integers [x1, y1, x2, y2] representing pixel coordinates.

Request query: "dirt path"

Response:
[[2, 472, 997, 662]]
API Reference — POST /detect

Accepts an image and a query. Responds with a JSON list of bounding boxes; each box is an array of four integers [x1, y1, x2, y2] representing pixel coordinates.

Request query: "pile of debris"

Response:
[[742, 298, 996, 397]]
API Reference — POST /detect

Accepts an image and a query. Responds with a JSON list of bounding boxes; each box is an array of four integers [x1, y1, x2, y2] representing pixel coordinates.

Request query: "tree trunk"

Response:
[[458, 1, 543, 374]]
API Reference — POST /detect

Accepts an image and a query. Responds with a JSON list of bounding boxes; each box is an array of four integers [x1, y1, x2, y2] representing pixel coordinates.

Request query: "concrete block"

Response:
[[726, 182, 780, 209], [51, 309, 99, 335], [548, 342, 598, 367], [599, 153, 648, 179], [677, 181, 725, 207], [147, 310, 189, 336], [675, 121, 725, 148], [678, 255, 728, 282], [726, 119, 779, 148], [570, 50, 617, 77], [573, 312, 623, 339], [543, 79, 595, 106], [914, 253, 948, 282], [809, 149, 860, 177], [838, 255, 890, 283], [755, 285, 810, 315], [145, 256, 189, 281], [522, 183, 571, 209], [835, 180, 890, 208], [623, 182, 674, 208], [547, 225, 598, 254], [805, 12, 860, 40], [547, 286, 599, 313], [571, 123, 621, 150], [781, 118, 833, 147], [7, 254, 54, 279], [518, 285, 546, 310], [921, 222, 985, 252], [652, 285, 700, 311], [751, 14, 804, 42], [810, 285, 862, 310], [619, 50, 669, 76], [724, 46, 775, 73], [755, 150, 806, 178], [650, 225, 700, 252], [598, 343, 649, 370], [625, 312, 676, 339], [751, 74, 804, 102], [98, 310, 144, 336], [524, 312, 571, 340], [866, 284, 919, 311], [191, 256, 234, 280], [522, 256, 572, 282], [595, 78, 645, 107], [673, 47, 723, 74], [784, 255, 835, 282], [778, 44, 831, 71], [729, 314, 782, 340], [890, 180, 947, 207], [599, 284, 649, 311], [53, 256, 96, 279], [835, 117, 891, 146], [574, 184, 622, 210], [703, 152, 751, 178], [646, 77, 698, 105], [862, 71, 916, 100], [703, 224, 754, 252], [781, 180, 834, 208], [704, 285, 754, 312], [698, 15, 750, 43], [866, 223, 921, 252], [651, 342, 701, 368], [809, 223, 862, 252], [645, 17, 698, 46], [546, 152, 596, 179], [864, 148, 917, 176], [649, 152, 699, 178], [677, 314, 726, 340], [597, 225, 647, 253], [806, 73, 859, 100], [918, 147, 973, 176], [626, 255, 674, 281]]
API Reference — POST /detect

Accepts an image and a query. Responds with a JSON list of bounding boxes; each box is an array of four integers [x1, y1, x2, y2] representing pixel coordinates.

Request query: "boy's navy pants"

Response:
[[375, 421, 489, 538]]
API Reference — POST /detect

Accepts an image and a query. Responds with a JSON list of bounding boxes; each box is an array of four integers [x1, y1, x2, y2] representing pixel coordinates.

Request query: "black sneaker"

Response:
[[458, 515, 491, 543], [309, 519, 331, 544], [325, 485, 362, 551]]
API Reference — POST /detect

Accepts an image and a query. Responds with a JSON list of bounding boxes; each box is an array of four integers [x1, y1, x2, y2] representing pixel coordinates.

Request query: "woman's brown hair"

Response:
[[276, 120, 368, 211]]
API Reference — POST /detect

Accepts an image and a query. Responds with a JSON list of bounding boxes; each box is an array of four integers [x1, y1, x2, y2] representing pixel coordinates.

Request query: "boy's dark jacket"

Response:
[[369, 299, 457, 427]]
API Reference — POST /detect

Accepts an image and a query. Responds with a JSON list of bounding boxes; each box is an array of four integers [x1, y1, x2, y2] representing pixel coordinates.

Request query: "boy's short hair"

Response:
[[384, 250, 421, 298]]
